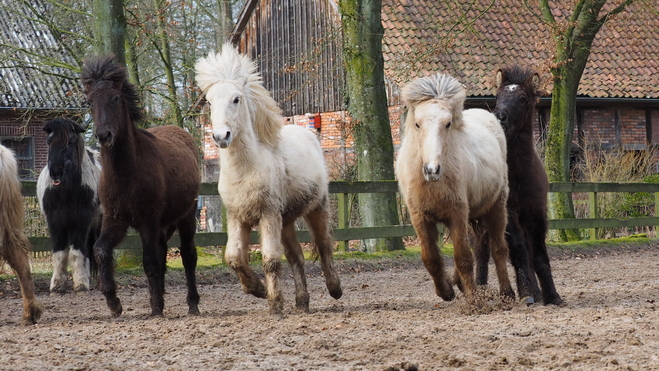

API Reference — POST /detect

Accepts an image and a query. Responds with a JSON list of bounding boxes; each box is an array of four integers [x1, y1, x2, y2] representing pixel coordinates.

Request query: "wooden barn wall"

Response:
[[237, 0, 344, 117]]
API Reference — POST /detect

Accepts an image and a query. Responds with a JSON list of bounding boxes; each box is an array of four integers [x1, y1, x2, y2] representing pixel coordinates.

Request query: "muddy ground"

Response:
[[1, 244, 658, 370]]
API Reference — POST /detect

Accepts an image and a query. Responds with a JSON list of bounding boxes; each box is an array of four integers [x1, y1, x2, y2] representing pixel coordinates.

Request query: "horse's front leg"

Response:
[[411, 213, 454, 301], [70, 224, 93, 293], [260, 213, 285, 316], [225, 216, 266, 299], [48, 226, 70, 294], [140, 223, 167, 316], [450, 214, 477, 302], [94, 218, 128, 317]]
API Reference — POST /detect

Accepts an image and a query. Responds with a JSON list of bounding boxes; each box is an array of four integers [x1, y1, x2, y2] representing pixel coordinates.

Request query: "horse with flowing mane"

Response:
[[486, 65, 563, 305], [37, 118, 102, 294], [0, 144, 43, 324], [195, 43, 342, 316], [396, 73, 514, 304], [82, 56, 201, 317]]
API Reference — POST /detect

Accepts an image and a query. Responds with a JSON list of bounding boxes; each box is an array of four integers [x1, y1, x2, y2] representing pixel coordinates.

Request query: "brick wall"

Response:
[[198, 106, 659, 181]]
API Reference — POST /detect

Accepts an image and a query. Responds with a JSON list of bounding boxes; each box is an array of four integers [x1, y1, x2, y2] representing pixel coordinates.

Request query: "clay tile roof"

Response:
[[382, 0, 659, 99]]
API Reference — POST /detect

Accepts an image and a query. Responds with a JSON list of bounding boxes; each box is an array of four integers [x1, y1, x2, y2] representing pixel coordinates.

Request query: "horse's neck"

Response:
[[220, 125, 263, 176], [102, 129, 139, 177]]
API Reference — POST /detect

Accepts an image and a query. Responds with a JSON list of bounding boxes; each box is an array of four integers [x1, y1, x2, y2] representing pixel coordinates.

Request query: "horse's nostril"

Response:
[[495, 112, 507, 123], [225, 131, 231, 141]]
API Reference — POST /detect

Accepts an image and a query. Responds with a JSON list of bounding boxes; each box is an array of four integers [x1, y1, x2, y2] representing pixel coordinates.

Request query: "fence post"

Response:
[[336, 192, 350, 252], [655, 192, 659, 238], [589, 191, 598, 240]]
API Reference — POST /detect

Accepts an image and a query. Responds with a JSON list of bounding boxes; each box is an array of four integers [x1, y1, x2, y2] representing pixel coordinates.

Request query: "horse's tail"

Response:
[[0, 146, 32, 261]]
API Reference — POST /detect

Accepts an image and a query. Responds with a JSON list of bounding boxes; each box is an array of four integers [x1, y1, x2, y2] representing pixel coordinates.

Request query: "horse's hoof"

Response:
[[107, 297, 123, 317], [436, 283, 455, 301], [188, 307, 200, 316], [329, 286, 343, 300], [150, 310, 164, 317], [545, 295, 565, 306], [520, 296, 535, 306], [22, 302, 44, 325], [268, 309, 284, 320], [73, 285, 89, 294], [501, 288, 516, 301]]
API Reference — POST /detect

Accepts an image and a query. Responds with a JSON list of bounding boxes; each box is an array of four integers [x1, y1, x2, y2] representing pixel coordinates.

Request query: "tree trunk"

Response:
[[339, 0, 403, 252], [153, 0, 183, 127], [539, 0, 635, 241], [92, 0, 125, 64]]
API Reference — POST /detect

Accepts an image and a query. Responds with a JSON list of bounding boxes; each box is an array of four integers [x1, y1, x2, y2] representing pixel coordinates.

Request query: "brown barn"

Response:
[[0, 5, 85, 180], [213, 0, 659, 179]]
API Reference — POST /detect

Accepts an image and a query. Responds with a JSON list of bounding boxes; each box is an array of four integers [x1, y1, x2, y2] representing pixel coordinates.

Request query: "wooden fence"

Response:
[[20, 181, 659, 252]]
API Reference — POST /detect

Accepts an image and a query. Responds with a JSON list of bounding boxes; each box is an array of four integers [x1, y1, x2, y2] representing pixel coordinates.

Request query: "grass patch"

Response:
[[548, 234, 654, 251]]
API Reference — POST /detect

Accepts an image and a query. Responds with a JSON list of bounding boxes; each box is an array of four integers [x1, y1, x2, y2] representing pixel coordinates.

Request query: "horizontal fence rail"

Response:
[[20, 181, 659, 252]]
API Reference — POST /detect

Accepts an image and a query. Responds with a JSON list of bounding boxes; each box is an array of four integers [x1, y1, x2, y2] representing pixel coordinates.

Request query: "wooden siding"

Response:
[[234, 0, 344, 117]]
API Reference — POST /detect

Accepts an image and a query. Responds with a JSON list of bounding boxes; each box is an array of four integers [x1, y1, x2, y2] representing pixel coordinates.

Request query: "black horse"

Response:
[[82, 56, 201, 317], [478, 66, 563, 305], [37, 118, 102, 293]]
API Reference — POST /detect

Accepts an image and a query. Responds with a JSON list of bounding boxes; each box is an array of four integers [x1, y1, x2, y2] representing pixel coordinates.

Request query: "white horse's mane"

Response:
[[195, 42, 283, 146], [401, 73, 467, 129]]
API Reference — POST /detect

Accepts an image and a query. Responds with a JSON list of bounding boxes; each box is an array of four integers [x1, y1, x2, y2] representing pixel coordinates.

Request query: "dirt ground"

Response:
[[1, 244, 658, 371]]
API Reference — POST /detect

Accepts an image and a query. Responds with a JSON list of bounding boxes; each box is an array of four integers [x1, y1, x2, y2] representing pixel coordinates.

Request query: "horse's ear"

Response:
[[494, 69, 504, 89], [531, 73, 540, 91], [43, 123, 52, 134], [73, 123, 86, 134]]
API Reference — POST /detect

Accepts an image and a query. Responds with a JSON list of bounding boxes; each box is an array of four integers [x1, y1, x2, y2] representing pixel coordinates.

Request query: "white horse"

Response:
[[396, 73, 514, 303], [195, 43, 342, 315]]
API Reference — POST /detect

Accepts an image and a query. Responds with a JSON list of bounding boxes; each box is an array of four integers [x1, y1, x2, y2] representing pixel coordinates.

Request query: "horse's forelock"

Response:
[[82, 56, 144, 123], [195, 42, 258, 93], [403, 73, 466, 126], [497, 66, 538, 97]]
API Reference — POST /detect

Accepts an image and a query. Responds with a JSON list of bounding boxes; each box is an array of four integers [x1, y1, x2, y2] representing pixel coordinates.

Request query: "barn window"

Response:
[[1, 136, 35, 180]]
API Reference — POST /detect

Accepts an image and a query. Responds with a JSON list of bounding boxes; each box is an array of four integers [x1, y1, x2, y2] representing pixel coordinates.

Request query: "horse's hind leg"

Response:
[[225, 216, 266, 299], [281, 223, 309, 312], [3, 237, 43, 325], [411, 214, 454, 301], [95, 218, 129, 317], [481, 203, 515, 300], [472, 224, 490, 287], [177, 211, 200, 315], [305, 206, 342, 300]]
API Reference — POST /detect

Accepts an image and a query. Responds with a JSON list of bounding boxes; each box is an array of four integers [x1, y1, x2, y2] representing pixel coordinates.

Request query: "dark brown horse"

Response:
[[82, 56, 201, 317], [480, 65, 563, 305]]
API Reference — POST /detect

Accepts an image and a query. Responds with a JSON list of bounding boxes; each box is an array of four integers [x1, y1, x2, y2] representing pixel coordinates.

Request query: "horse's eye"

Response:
[[233, 96, 240, 104], [415, 122, 420, 129], [446, 122, 452, 129]]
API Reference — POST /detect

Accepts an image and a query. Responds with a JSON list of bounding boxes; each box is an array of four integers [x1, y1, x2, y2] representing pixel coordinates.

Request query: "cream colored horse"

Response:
[[195, 43, 342, 316], [396, 73, 514, 303], [0, 144, 43, 324]]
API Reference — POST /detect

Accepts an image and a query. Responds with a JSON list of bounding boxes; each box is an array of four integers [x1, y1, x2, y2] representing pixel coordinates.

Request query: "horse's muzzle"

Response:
[[423, 164, 441, 182]]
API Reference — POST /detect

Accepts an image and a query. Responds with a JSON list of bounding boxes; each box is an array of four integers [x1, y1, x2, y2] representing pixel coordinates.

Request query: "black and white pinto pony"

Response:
[[480, 66, 563, 305], [396, 73, 514, 304], [195, 43, 342, 316], [37, 118, 102, 294], [1, 144, 43, 324]]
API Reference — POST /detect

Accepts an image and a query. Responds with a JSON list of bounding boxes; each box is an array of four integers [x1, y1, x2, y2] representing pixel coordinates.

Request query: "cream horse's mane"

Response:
[[195, 42, 283, 146]]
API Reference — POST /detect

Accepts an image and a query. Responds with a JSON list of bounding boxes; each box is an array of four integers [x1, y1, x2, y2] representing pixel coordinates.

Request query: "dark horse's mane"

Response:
[[81, 56, 144, 123], [497, 65, 539, 97]]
